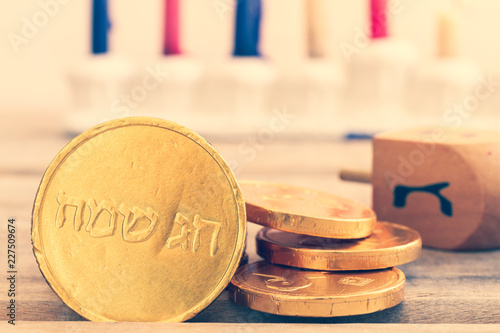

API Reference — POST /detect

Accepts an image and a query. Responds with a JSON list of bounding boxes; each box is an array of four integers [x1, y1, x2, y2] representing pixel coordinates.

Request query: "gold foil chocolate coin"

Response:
[[229, 261, 405, 317], [32, 117, 246, 322], [241, 180, 376, 238], [257, 222, 422, 270]]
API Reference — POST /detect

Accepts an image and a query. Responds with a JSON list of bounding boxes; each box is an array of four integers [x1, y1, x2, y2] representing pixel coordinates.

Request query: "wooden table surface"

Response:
[[2, 111, 499, 332]]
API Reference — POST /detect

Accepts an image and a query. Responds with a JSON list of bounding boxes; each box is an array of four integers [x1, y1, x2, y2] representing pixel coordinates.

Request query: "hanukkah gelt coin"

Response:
[[257, 222, 421, 270], [241, 181, 376, 238], [229, 261, 405, 317], [32, 117, 246, 322]]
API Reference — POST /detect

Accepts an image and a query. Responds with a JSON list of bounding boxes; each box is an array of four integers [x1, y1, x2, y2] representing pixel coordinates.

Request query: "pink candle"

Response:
[[370, 0, 388, 39], [163, 0, 181, 55]]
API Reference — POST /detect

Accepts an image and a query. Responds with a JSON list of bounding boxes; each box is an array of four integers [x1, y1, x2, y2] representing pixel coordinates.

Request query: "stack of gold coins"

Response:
[[229, 180, 422, 318]]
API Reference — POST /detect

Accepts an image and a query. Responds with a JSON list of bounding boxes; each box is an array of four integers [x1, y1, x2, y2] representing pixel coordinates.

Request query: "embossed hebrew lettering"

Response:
[[166, 213, 224, 256], [166, 212, 190, 250], [85, 199, 118, 238], [119, 204, 159, 243], [55, 193, 159, 242], [252, 273, 312, 291], [338, 276, 374, 287], [55, 191, 86, 230], [192, 215, 223, 256], [393, 182, 452, 217]]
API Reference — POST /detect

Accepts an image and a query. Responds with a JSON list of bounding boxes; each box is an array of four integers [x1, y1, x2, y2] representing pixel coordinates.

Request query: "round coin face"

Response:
[[229, 261, 405, 317], [240, 180, 376, 238], [257, 222, 422, 270], [32, 117, 246, 322]]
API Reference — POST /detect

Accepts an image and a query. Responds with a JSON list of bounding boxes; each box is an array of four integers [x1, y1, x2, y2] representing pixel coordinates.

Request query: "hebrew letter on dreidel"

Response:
[[373, 127, 500, 249], [393, 182, 452, 217]]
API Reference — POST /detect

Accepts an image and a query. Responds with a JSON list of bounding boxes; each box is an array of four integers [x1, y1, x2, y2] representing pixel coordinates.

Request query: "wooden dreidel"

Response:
[[372, 127, 500, 250]]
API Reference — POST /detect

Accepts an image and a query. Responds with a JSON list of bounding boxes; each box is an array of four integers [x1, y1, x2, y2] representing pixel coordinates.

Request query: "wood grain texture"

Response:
[[1, 322, 500, 333], [1, 111, 499, 329]]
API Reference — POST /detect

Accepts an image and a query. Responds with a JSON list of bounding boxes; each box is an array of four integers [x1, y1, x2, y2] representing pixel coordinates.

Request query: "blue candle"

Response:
[[92, 0, 110, 54], [233, 0, 261, 57]]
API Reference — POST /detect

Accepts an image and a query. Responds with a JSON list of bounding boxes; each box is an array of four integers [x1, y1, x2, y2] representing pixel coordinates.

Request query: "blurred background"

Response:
[[2, 0, 500, 180], [1, 0, 500, 137]]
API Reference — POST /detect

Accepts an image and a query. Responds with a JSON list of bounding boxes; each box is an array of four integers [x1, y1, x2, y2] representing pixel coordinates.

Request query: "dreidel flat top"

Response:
[[372, 127, 500, 250]]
